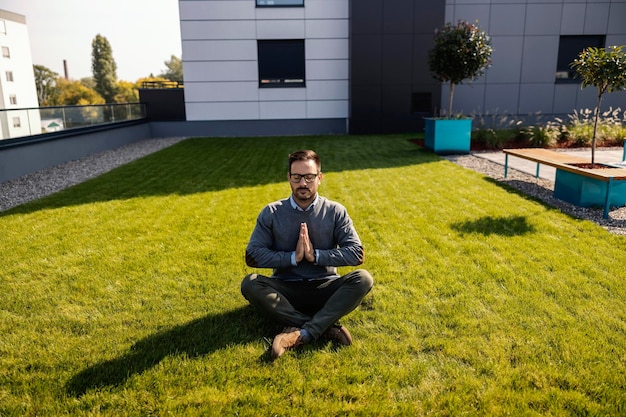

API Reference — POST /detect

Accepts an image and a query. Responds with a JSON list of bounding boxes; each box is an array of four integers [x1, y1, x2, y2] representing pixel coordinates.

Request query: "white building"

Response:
[[0, 9, 40, 140], [177, 0, 626, 135]]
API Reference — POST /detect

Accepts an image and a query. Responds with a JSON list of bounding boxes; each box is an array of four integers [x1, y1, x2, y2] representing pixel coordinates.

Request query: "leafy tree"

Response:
[[114, 80, 139, 103], [80, 76, 96, 90], [158, 55, 183, 83], [33, 65, 59, 106], [53, 78, 104, 106], [571, 45, 626, 166], [428, 20, 492, 117], [91, 34, 118, 103]]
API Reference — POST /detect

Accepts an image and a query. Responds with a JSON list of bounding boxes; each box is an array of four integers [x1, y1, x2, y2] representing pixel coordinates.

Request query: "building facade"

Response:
[[178, 0, 626, 135], [0, 9, 40, 140]]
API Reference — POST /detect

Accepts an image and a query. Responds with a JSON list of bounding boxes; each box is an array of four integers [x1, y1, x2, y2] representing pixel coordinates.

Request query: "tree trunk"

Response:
[[448, 83, 455, 117], [591, 92, 602, 167]]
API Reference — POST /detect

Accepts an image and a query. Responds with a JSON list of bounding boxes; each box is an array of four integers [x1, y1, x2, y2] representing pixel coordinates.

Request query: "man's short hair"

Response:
[[288, 150, 321, 172]]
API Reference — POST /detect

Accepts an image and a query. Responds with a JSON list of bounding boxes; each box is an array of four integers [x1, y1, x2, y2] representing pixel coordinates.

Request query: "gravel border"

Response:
[[444, 153, 626, 236], [1, 137, 624, 236], [0, 137, 187, 212]]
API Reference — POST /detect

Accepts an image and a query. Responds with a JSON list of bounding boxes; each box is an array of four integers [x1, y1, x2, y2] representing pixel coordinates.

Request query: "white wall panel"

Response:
[[259, 88, 307, 101], [182, 20, 256, 40], [183, 61, 258, 82], [305, 20, 349, 39], [306, 60, 349, 80], [182, 40, 256, 61], [184, 82, 260, 102], [179, 1, 254, 20], [255, 8, 305, 20], [260, 101, 307, 119], [256, 20, 306, 38], [307, 100, 349, 119], [306, 81, 348, 101], [307, 39, 349, 60], [186, 102, 260, 121], [305, 0, 349, 19]]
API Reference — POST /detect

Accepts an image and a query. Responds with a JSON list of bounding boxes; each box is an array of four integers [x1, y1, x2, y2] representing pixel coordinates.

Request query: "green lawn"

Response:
[[1, 135, 625, 416]]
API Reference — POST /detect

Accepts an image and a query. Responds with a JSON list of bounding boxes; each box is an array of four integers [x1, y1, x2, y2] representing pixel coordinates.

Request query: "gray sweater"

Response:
[[245, 196, 364, 280]]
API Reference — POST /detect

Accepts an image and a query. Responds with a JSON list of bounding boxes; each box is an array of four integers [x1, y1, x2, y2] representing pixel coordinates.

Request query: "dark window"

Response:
[[258, 40, 305, 88], [411, 92, 432, 114], [556, 35, 605, 83], [256, 0, 304, 7]]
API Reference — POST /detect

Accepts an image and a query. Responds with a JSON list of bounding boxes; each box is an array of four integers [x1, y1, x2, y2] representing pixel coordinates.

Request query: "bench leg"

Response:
[[504, 154, 509, 178], [604, 178, 614, 219]]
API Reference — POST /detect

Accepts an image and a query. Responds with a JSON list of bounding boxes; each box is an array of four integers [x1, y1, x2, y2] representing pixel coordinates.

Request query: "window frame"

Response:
[[556, 35, 605, 84], [12, 117, 20, 128], [2, 46, 10, 58], [257, 39, 306, 88], [256, 0, 304, 7], [9, 94, 17, 105], [6, 71, 13, 82]]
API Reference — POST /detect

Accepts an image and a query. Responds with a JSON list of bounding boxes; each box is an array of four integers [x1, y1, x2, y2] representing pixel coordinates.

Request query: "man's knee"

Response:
[[240, 273, 258, 299], [345, 269, 374, 292]]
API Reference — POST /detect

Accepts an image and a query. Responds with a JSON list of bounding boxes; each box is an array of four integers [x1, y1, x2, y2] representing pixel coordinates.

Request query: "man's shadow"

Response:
[[66, 305, 273, 396]]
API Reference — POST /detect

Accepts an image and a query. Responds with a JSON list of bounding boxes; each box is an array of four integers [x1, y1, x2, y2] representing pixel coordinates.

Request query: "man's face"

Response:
[[289, 159, 322, 206]]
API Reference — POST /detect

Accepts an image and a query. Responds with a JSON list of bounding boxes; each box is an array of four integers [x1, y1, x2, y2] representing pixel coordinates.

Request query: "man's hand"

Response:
[[295, 222, 315, 263]]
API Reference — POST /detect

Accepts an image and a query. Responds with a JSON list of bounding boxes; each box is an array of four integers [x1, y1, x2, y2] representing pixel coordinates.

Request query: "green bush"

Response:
[[565, 107, 626, 146]]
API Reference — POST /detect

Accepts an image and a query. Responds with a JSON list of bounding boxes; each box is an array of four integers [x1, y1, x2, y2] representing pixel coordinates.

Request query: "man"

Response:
[[241, 149, 373, 359]]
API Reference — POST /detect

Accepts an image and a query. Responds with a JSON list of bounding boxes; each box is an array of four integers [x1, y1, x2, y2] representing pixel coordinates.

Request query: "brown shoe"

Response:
[[323, 325, 352, 346], [271, 327, 305, 359]]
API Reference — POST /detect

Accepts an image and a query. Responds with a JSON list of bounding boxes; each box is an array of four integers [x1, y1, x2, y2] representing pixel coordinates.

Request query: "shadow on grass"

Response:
[[2, 135, 437, 217], [451, 215, 536, 236], [65, 305, 273, 397]]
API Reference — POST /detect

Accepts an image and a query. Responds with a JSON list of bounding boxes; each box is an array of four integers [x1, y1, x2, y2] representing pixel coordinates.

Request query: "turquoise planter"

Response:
[[424, 118, 472, 154], [554, 168, 626, 208]]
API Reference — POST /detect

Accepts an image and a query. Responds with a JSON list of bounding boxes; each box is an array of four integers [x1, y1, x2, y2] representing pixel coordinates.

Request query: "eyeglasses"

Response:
[[289, 173, 319, 183]]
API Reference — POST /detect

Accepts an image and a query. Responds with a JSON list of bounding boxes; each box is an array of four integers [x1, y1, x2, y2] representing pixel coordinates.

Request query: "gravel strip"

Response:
[[1, 138, 625, 236], [0, 137, 186, 212], [444, 153, 626, 236]]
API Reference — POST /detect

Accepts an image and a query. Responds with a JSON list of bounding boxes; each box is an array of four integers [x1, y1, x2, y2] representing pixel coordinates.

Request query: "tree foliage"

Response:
[[91, 34, 118, 103], [115, 80, 139, 103], [53, 78, 104, 106], [428, 20, 492, 117], [158, 55, 183, 83], [33, 65, 59, 106], [571, 45, 626, 165]]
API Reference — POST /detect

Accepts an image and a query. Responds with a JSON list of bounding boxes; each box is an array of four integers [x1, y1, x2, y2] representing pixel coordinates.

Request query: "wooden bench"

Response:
[[503, 148, 626, 218]]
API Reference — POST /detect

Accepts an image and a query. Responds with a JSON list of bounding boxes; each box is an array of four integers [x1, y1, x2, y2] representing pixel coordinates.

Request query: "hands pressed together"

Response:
[[295, 222, 315, 263]]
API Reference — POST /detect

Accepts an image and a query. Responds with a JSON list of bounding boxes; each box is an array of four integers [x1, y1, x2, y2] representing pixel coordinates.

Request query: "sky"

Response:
[[0, 0, 182, 82]]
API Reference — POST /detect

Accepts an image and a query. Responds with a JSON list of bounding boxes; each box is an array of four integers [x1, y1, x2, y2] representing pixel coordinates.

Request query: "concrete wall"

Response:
[[445, 0, 626, 119], [0, 121, 151, 183], [348, 0, 445, 133]]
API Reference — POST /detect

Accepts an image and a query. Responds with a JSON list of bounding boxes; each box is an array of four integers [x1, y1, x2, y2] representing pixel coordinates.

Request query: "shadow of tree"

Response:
[[65, 305, 273, 397], [451, 215, 536, 236]]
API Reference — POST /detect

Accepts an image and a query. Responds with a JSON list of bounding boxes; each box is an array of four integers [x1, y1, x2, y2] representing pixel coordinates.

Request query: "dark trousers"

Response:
[[240, 269, 373, 340]]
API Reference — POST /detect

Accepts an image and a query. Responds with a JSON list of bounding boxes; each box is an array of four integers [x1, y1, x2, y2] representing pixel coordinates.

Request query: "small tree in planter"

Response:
[[571, 45, 626, 167], [428, 20, 493, 117]]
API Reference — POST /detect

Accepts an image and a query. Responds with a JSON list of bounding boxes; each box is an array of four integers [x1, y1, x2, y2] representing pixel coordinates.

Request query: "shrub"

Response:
[[523, 121, 562, 147], [565, 107, 626, 146]]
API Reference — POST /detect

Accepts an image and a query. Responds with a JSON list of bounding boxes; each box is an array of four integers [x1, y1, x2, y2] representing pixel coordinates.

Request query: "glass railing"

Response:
[[0, 103, 146, 141]]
